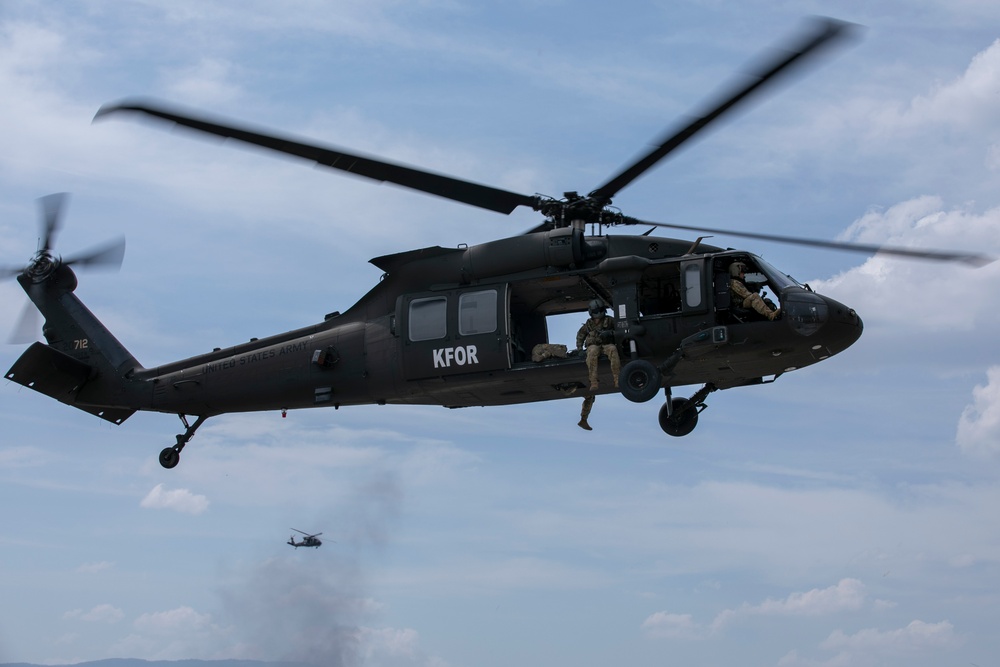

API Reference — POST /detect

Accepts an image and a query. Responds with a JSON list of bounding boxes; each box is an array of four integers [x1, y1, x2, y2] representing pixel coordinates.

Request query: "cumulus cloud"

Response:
[[133, 606, 214, 634], [643, 579, 869, 640], [851, 39, 1000, 143], [63, 603, 124, 623], [777, 620, 959, 667], [162, 57, 243, 106], [712, 578, 866, 631], [903, 39, 1000, 128], [956, 366, 1000, 457], [641, 612, 702, 640], [813, 197, 1000, 332], [821, 619, 958, 652], [140, 483, 210, 514], [110, 606, 227, 660]]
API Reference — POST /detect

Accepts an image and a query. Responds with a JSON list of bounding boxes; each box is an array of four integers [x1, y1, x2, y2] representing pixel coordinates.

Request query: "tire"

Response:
[[159, 447, 180, 469], [659, 398, 698, 437], [619, 359, 661, 403]]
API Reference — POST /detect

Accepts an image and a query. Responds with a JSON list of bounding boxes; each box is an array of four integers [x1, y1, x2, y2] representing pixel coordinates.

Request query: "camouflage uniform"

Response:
[[575, 312, 621, 430], [576, 315, 621, 390], [729, 262, 781, 321], [579, 394, 595, 430]]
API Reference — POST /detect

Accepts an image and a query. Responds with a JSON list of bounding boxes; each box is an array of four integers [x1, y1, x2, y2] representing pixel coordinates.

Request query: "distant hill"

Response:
[[2, 660, 311, 667]]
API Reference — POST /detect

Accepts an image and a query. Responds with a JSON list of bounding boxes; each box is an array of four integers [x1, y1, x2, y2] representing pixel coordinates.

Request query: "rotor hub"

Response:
[[26, 252, 60, 283]]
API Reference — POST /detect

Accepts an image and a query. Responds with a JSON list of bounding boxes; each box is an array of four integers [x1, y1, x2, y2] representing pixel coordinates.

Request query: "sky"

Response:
[[1, 1, 1000, 666]]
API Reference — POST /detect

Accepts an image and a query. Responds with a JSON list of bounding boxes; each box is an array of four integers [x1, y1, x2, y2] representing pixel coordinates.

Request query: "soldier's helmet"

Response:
[[588, 299, 606, 316], [729, 261, 747, 278]]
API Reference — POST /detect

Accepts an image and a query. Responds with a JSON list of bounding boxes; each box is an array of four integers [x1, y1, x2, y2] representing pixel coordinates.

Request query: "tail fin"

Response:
[[5, 266, 141, 424]]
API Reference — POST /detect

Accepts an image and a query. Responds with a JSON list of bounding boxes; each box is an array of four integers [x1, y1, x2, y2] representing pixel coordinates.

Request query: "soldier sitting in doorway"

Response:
[[729, 261, 781, 321], [575, 300, 621, 430]]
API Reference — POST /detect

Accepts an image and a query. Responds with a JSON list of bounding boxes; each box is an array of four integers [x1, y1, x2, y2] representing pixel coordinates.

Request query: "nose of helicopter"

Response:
[[782, 289, 863, 356], [824, 295, 863, 352]]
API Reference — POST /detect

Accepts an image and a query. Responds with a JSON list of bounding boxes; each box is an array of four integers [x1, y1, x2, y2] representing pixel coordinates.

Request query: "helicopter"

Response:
[[287, 529, 323, 549], [3, 18, 992, 470]]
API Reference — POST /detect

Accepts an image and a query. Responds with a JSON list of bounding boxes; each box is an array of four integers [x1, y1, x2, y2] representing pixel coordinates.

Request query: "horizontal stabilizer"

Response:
[[5, 342, 135, 424]]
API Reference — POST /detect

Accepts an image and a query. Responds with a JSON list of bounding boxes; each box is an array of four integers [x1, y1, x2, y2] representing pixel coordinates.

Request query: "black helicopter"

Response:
[[3, 18, 992, 469], [287, 529, 323, 549]]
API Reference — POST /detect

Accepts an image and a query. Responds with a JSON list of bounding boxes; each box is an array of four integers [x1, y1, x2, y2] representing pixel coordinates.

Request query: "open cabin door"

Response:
[[400, 284, 510, 381]]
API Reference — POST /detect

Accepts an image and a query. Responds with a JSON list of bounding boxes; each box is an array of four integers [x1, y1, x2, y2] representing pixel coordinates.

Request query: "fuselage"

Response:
[[114, 228, 862, 417]]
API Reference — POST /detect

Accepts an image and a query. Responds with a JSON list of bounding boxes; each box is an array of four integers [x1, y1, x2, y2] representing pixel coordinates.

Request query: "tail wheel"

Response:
[[659, 398, 698, 437], [619, 359, 661, 403]]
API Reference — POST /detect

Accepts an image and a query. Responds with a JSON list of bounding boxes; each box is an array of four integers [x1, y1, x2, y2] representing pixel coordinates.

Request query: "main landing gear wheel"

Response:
[[619, 359, 661, 403], [159, 447, 180, 469], [659, 398, 698, 437]]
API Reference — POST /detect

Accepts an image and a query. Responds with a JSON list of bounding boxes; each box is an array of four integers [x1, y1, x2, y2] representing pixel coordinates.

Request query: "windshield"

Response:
[[751, 255, 803, 293]]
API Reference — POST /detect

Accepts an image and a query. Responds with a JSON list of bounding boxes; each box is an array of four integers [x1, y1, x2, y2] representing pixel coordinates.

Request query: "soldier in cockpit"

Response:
[[729, 261, 781, 321]]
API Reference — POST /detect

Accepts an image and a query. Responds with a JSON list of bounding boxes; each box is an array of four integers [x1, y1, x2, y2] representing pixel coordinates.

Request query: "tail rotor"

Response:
[[2, 193, 126, 343]]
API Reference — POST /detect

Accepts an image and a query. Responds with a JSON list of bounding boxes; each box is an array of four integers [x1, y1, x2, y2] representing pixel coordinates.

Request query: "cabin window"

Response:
[[639, 264, 682, 316], [459, 290, 498, 335], [683, 263, 703, 308], [409, 297, 448, 341]]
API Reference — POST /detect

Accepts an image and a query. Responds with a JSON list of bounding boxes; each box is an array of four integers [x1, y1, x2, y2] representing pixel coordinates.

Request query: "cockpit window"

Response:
[[751, 256, 803, 293]]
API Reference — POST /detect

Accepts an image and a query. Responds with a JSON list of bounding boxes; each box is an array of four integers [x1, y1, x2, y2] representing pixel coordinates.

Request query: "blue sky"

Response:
[[1, 1, 1000, 666]]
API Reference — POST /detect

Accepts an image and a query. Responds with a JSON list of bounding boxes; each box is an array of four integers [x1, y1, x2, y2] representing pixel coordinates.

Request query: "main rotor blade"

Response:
[[589, 17, 857, 205], [627, 217, 995, 267], [38, 193, 69, 254], [95, 100, 539, 215], [63, 237, 126, 271]]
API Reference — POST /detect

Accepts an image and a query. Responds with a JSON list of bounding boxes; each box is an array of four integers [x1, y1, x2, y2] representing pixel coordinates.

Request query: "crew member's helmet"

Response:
[[729, 261, 747, 278], [588, 299, 606, 316]]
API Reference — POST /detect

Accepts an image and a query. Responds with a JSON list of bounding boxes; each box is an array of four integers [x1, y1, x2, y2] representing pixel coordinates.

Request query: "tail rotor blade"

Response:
[[8, 300, 40, 344], [1, 265, 25, 279], [64, 237, 126, 271], [38, 193, 70, 254]]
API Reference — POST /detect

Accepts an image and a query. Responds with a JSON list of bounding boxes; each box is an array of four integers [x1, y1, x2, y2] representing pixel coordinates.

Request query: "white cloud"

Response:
[[956, 366, 1000, 457], [110, 605, 226, 660], [140, 483, 209, 514], [813, 197, 1000, 332], [162, 57, 243, 107], [63, 603, 124, 623], [712, 579, 867, 631], [133, 605, 213, 634], [644, 579, 869, 640], [904, 40, 1000, 128], [821, 619, 959, 652], [777, 620, 960, 667], [641, 612, 702, 640]]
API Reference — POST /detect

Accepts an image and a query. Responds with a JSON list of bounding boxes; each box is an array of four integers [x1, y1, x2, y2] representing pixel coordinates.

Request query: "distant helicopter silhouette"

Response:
[[287, 528, 323, 548]]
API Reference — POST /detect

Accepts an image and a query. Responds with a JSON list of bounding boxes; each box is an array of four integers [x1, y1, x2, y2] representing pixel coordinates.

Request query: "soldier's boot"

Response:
[[579, 394, 595, 430]]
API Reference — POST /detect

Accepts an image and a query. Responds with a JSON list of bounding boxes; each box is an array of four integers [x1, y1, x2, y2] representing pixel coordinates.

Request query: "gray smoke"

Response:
[[216, 471, 402, 666]]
